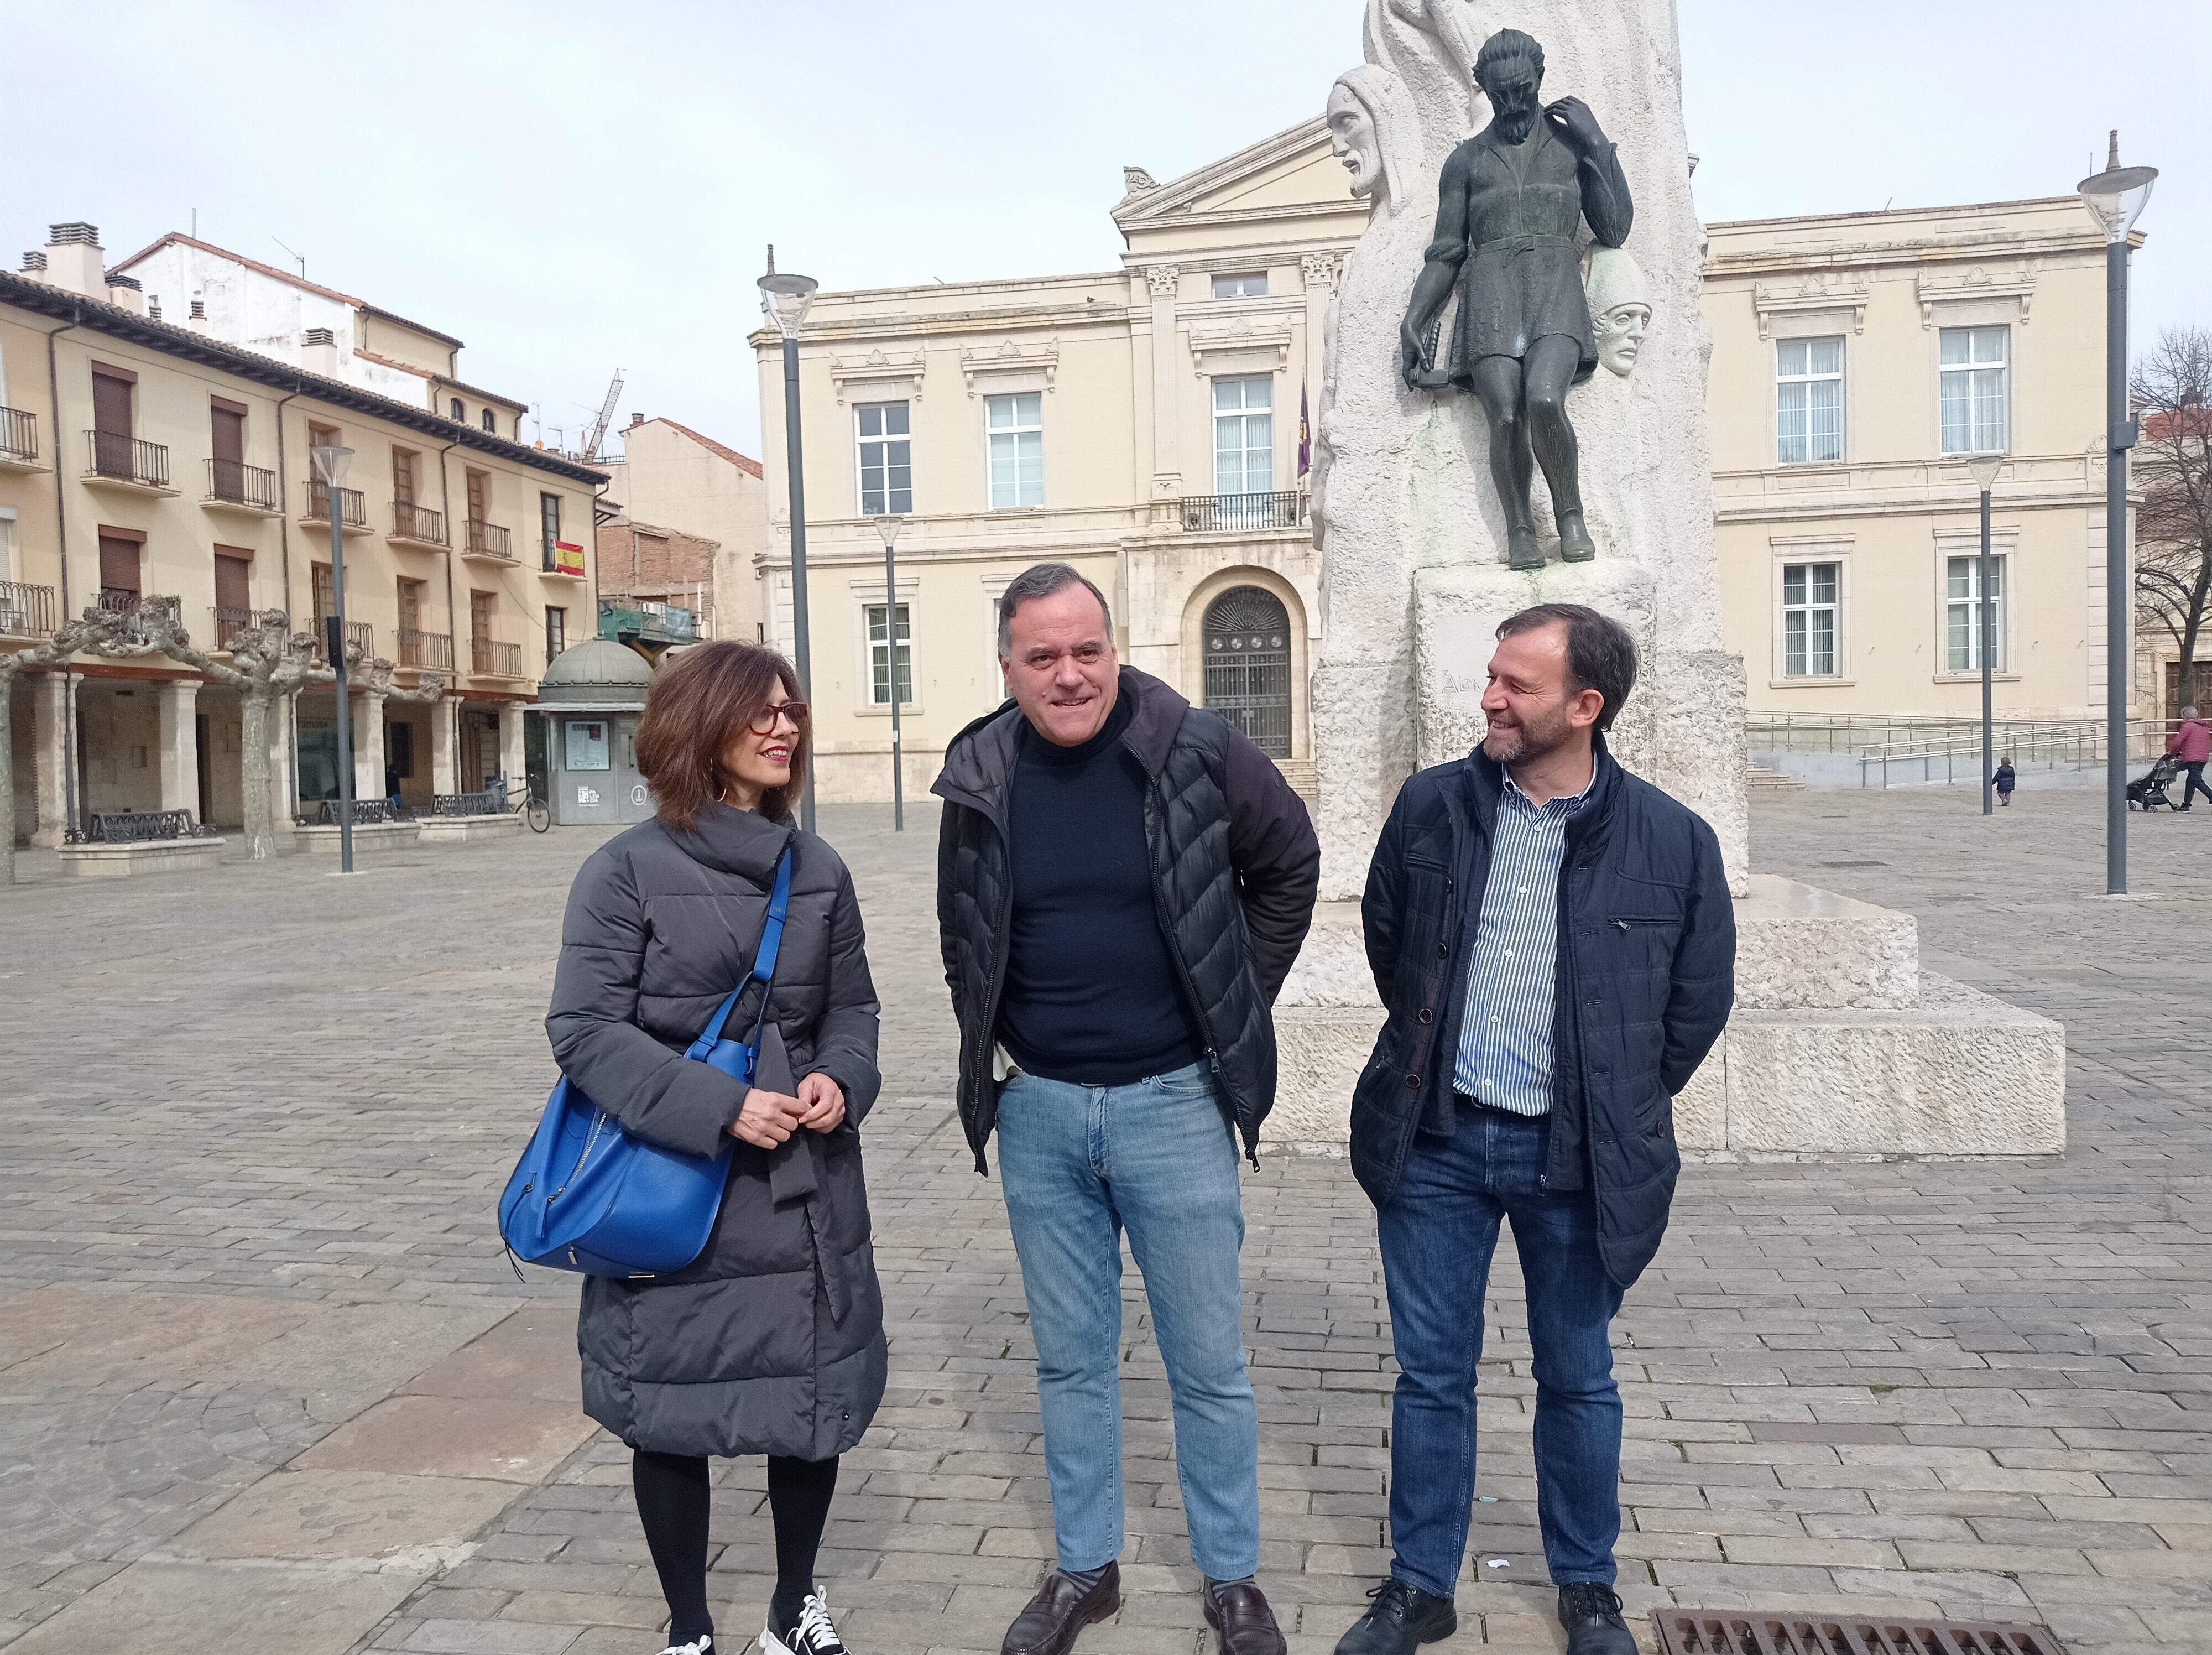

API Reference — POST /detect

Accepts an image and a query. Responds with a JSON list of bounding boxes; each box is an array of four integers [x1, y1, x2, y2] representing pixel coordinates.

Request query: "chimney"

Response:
[[43, 222, 105, 298], [105, 271, 145, 316], [147, 294, 163, 322], [628, 412, 645, 428], [300, 325, 338, 376], [20, 250, 46, 275]]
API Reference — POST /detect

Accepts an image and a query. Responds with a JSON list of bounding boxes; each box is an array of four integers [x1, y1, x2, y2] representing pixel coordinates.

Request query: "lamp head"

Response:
[[309, 444, 354, 486], [1966, 452, 2003, 490], [2078, 130, 2157, 243], [873, 513, 905, 549], [758, 268, 820, 339]]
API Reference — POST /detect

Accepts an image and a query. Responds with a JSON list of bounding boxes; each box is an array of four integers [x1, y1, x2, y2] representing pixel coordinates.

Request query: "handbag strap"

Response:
[[686, 844, 796, 1059]]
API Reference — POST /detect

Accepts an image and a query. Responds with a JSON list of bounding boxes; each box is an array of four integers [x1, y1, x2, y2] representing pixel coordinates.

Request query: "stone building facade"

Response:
[[592, 415, 769, 647], [2, 223, 604, 845]]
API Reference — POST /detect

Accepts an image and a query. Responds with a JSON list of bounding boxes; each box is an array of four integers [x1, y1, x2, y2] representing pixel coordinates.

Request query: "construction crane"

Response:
[[582, 369, 625, 461]]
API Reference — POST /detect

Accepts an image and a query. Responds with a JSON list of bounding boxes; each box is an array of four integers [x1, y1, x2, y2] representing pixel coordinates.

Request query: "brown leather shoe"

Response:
[[1001, 1563, 1121, 1655], [1204, 1578, 1287, 1655]]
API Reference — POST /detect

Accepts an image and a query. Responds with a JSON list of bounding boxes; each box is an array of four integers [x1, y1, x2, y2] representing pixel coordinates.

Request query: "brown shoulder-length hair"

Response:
[[635, 640, 808, 830]]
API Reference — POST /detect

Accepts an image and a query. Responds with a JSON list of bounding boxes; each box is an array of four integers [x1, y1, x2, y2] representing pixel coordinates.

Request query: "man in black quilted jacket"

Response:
[[933, 563, 1318, 1655], [1333, 604, 1734, 1655]]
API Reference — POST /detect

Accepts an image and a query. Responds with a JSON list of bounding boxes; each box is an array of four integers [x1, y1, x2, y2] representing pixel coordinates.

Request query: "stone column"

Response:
[[156, 679, 200, 816], [30, 670, 69, 847], [430, 695, 460, 796], [1300, 252, 1336, 404], [353, 689, 385, 803], [498, 702, 524, 787], [1145, 264, 1181, 499]]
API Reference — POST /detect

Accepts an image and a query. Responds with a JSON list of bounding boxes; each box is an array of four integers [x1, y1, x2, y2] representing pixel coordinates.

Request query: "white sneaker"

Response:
[[760, 1585, 851, 1654], [655, 1637, 712, 1655]]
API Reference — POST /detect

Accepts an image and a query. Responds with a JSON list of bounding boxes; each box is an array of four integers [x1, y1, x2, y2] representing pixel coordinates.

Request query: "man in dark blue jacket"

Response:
[[1332, 604, 1734, 1655]]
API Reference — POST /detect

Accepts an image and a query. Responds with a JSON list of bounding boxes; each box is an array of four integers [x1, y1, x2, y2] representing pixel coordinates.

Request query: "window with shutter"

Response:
[[98, 535, 141, 595], [92, 372, 133, 436], [210, 404, 245, 466], [213, 550, 252, 612]]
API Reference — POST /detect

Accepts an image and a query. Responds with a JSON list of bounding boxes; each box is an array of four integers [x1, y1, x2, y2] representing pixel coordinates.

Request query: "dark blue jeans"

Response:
[[1377, 1101, 1626, 1597]]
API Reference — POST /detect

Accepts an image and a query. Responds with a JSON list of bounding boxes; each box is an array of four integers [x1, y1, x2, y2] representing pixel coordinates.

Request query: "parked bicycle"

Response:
[[493, 775, 552, 832]]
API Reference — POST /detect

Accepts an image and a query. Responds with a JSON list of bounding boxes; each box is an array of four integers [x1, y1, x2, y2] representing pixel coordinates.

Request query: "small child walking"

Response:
[[1995, 755, 2016, 806]]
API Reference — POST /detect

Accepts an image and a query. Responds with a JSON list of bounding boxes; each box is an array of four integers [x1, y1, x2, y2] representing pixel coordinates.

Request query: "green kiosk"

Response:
[[536, 638, 656, 827]]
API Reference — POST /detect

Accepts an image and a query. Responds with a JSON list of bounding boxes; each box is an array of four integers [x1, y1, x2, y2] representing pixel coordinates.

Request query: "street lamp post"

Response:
[[759, 248, 821, 834], [1967, 452, 2003, 815], [310, 443, 358, 873], [874, 514, 906, 831], [2078, 131, 2157, 894]]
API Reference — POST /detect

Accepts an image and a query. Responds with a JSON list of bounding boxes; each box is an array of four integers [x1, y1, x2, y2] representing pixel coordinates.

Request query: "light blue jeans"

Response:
[[995, 1061, 1260, 1581]]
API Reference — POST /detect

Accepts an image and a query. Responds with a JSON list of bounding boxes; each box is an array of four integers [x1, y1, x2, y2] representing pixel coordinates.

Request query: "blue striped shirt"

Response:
[[1451, 770, 1593, 1116]]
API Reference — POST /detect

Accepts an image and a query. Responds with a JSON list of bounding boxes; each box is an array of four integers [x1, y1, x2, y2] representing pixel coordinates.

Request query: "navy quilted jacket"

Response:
[[1354, 739, 1734, 1286], [933, 667, 1321, 1169]]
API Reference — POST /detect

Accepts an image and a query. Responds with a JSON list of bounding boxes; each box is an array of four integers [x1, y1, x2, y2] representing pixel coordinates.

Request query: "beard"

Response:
[[1493, 101, 1538, 144], [1483, 697, 1577, 766]]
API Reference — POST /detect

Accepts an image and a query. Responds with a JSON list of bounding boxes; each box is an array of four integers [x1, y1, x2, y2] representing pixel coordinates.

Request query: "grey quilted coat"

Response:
[[545, 801, 885, 1460]]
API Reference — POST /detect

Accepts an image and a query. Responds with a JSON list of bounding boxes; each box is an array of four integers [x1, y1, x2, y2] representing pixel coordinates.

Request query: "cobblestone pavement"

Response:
[[1, 789, 2207, 1654]]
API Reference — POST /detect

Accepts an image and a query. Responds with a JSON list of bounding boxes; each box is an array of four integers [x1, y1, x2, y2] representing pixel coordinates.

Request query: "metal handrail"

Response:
[[463, 519, 513, 559], [302, 478, 368, 528], [85, 429, 169, 488], [0, 405, 38, 461], [397, 627, 454, 669], [309, 618, 375, 664], [391, 500, 447, 544], [206, 457, 279, 509], [0, 581, 56, 636], [471, 637, 523, 677], [210, 606, 253, 649], [1161, 490, 1308, 532]]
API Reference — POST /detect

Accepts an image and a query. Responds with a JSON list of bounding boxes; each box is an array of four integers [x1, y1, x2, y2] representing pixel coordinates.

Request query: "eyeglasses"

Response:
[[746, 701, 810, 735]]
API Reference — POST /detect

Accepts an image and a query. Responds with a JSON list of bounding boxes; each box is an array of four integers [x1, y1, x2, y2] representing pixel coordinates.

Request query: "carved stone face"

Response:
[[1326, 84, 1381, 197], [1478, 55, 1543, 144], [1594, 303, 1651, 376]]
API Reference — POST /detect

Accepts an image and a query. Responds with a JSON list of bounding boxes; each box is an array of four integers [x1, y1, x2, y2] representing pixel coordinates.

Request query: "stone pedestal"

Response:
[[60, 837, 227, 877], [414, 813, 521, 845], [295, 819, 419, 856]]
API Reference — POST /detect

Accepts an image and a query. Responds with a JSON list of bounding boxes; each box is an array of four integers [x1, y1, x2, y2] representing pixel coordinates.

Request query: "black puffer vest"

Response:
[[932, 668, 1320, 1171]]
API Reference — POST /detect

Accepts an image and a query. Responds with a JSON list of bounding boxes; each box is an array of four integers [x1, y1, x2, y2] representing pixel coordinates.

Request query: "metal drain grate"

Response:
[[1652, 1610, 2062, 1655]]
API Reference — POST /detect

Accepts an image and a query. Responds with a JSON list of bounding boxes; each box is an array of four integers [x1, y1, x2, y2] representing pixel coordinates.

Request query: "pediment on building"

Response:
[[1113, 118, 1356, 231]]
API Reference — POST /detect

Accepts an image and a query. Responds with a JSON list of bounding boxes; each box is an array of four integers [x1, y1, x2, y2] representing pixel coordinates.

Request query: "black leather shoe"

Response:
[[1333, 1578, 1457, 1655], [1203, 1578, 1287, 1655], [1001, 1563, 1121, 1655], [1558, 1582, 1636, 1655]]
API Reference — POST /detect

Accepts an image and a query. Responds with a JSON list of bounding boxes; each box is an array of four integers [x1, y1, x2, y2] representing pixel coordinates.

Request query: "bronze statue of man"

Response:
[[1401, 28, 1632, 570]]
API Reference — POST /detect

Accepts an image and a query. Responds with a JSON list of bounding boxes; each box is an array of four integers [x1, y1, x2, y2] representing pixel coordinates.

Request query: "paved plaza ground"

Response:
[[1, 785, 2208, 1655]]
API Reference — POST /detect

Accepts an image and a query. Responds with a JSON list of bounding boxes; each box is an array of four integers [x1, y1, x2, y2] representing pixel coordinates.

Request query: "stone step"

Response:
[[1745, 762, 1806, 790]]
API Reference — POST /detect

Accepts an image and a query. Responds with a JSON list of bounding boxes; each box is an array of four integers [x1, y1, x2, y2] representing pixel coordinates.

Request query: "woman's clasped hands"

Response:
[[731, 1071, 846, 1147]]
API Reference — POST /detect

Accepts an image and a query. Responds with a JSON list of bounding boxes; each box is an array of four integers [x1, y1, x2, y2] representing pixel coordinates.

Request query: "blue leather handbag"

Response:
[[499, 847, 793, 1278]]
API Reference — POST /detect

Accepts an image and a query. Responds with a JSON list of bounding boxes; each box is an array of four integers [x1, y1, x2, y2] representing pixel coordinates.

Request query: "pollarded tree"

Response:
[[0, 606, 163, 885], [2132, 326, 2212, 715], [132, 607, 445, 861]]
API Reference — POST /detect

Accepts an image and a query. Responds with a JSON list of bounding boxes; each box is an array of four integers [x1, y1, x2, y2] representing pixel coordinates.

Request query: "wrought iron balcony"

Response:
[[397, 627, 455, 669], [0, 581, 56, 637], [471, 636, 523, 678], [462, 518, 513, 561], [205, 457, 279, 511], [0, 406, 38, 463], [211, 605, 253, 649], [85, 429, 170, 489], [302, 478, 368, 528], [391, 501, 448, 545], [308, 617, 375, 665], [1160, 490, 1307, 532]]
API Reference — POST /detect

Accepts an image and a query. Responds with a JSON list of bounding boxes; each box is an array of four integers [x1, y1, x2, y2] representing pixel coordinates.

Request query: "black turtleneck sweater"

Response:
[[995, 693, 1205, 1086]]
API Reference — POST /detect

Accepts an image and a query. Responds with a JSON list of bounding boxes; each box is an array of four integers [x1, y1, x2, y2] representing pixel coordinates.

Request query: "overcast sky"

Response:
[[7, 0, 2203, 462]]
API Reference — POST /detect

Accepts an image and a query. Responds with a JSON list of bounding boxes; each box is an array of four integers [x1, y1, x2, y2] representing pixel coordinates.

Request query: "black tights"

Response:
[[632, 1448, 839, 1644]]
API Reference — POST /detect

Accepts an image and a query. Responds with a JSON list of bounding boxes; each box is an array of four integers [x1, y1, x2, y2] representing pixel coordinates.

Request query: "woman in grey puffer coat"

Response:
[[546, 640, 884, 1655]]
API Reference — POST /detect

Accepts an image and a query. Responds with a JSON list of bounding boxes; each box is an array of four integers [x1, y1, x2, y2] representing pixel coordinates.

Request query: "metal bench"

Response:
[[294, 799, 398, 828], [80, 809, 214, 844]]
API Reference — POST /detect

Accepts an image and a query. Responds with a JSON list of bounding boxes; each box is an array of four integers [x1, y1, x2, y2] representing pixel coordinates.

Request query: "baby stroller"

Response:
[[2128, 753, 2180, 811]]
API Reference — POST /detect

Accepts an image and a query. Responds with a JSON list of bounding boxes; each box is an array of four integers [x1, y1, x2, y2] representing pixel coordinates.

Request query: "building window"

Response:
[[1947, 553, 2006, 672], [546, 606, 567, 660], [482, 409, 496, 434], [1776, 337, 1843, 465], [857, 402, 912, 516], [1213, 376, 1274, 497], [449, 397, 465, 421], [540, 492, 561, 569], [1781, 562, 1840, 677], [866, 603, 912, 706], [1212, 272, 1268, 299], [1939, 325, 2009, 454], [986, 392, 1044, 509], [387, 721, 415, 781]]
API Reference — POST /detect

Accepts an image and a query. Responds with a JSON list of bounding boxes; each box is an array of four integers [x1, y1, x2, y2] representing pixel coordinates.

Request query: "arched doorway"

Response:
[[1201, 587, 1292, 758]]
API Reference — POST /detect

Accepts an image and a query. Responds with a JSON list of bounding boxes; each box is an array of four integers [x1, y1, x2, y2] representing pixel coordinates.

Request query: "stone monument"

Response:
[[1275, 0, 2067, 1160]]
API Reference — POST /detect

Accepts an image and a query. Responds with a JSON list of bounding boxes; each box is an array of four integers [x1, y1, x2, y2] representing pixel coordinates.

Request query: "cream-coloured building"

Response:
[[1705, 196, 2129, 728], [593, 413, 770, 644], [749, 121, 1363, 803], [3, 222, 604, 845], [751, 132, 2133, 802]]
